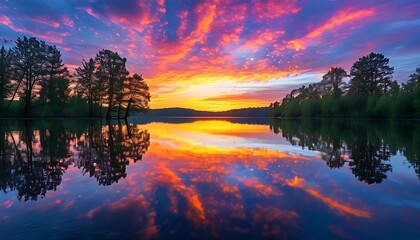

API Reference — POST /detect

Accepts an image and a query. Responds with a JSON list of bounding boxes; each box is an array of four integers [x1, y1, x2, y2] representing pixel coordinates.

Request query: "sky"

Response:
[[0, 0, 419, 111]]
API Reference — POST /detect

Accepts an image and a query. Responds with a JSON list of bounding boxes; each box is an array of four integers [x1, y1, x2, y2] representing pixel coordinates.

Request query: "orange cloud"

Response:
[[306, 188, 371, 218], [153, 0, 219, 67], [147, 66, 303, 110], [285, 176, 371, 219]]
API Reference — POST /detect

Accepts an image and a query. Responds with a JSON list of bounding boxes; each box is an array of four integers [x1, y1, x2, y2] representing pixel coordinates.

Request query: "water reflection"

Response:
[[1, 119, 420, 239], [0, 120, 150, 201], [270, 120, 420, 183]]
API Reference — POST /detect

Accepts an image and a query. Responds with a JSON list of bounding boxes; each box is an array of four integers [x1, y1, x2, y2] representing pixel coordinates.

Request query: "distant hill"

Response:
[[134, 107, 269, 117]]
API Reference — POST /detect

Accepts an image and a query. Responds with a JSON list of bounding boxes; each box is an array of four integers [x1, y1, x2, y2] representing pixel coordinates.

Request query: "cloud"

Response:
[[285, 8, 376, 51], [285, 176, 371, 219], [0, 16, 68, 43], [62, 15, 75, 27], [251, 0, 301, 20], [0, 0, 419, 109]]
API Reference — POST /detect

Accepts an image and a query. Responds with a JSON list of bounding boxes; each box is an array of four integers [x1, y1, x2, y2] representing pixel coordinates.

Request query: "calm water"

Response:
[[0, 119, 419, 239]]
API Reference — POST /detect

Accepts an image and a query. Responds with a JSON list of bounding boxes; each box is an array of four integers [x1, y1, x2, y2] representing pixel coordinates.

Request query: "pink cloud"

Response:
[[285, 8, 376, 51], [62, 15, 75, 27], [0, 16, 67, 43], [29, 16, 60, 28], [252, 0, 301, 19], [0, 15, 12, 26]]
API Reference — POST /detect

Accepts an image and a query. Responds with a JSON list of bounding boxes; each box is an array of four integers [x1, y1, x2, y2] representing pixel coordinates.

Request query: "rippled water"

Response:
[[0, 119, 419, 239]]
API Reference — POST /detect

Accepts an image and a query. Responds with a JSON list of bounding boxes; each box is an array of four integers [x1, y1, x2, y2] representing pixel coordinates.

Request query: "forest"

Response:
[[0, 36, 150, 118], [269, 53, 420, 119]]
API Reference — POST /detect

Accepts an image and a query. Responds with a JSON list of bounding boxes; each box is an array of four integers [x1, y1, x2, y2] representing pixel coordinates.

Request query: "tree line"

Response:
[[0, 36, 150, 118], [269, 52, 420, 118]]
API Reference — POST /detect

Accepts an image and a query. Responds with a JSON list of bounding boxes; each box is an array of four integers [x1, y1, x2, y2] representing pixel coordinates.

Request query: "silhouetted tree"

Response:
[[124, 74, 150, 118], [268, 53, 420, 119], [389, 80, 400, 97], [95, 49, 129, 118], [45, 77, 70, 115], [402, 65, 420, 94], [9, 37, 46, 116], [348, 52, 394, 96], [319, 67, 347, 97], [1, 36, 152, 118], [76, 58, 96, 116], [0, 46, 13, 102], [45, 45, 68, 80], [39, 44, 68, 115]]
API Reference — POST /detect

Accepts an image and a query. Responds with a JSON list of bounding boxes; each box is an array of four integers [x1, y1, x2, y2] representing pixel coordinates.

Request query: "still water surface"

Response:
[[0, 119, 419, 239]]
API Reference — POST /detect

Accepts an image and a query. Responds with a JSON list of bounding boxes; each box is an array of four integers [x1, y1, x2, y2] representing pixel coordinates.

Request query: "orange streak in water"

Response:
[[285, 176, 371, 218]]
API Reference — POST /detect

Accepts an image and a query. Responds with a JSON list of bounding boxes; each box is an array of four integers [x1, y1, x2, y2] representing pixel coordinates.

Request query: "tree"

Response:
[[348, 52, 394, 96], [115, 74, 126, 118], [95, 49, 129, 118], [39, 45, 68, 115], [389, 80, 400, 97], [402, 65, 420, 94], [0, 46, 13, 103], [9, 37, 47, 116], [76, 58, 96, 116], [123, 74, 150, 118], [319, 67, 347, 97], [0, 36, 153, 118], [45, 45, 68, 80], [45, 77, 70, 115]]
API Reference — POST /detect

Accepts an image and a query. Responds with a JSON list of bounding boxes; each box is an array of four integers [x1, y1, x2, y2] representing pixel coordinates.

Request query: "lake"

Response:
[[0, 119, 419, 239]]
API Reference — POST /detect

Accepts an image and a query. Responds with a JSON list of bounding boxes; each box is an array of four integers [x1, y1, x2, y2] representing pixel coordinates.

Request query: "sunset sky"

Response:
[[0, 0, 419, 110]]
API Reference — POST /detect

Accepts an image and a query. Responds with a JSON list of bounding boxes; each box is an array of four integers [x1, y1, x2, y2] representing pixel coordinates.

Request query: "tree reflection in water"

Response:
[[270, 120, 420, 184], [0, 120, 150, 201], [76, 121, 150, 186]]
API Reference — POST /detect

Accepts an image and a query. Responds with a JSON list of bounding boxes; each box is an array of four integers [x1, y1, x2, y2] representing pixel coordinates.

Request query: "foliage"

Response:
[[402, 65, 420, 94], [270, 52, 419, 119], [0, 46, 13, 101], [95, 49, 129, 118], [349, 52, 394, 96], [320, 67, 348, 97], [0, 36, 151, 118], [44, 77, 70, 115], [76, 58, 96, 116]]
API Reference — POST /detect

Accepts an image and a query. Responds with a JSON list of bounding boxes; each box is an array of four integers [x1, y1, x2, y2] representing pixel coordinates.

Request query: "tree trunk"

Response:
[[106, 96, 113, 118], [99, 98, 103, 117], [39, 80, 48, 117], [88, 97, 91, 117], [117, 102, 121, 119], [6, 76, 23, 116], [88, 80, 93, 117], [124, 98, 132, 119], [25, 84, 30, 116]]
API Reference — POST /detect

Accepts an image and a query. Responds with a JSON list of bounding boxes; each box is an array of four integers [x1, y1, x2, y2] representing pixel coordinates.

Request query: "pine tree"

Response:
[[349, 52, 394, 96]]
